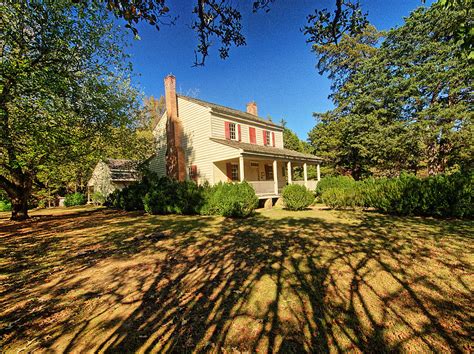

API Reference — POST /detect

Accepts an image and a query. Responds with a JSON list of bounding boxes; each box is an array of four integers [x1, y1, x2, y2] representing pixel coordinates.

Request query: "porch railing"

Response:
[[248, 181, 275, 195], [293, 180, 318, 191]]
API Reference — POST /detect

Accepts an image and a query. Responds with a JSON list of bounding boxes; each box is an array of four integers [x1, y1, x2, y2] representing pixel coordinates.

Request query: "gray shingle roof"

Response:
[[178, 95, 284, 130], [210, 138, 323, 162], [105, 159, 140, 182]]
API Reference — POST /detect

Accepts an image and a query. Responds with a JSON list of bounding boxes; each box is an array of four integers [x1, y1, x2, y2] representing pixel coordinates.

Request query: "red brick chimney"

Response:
[[246, 101, 258, 116], [164, 74, 186, 181]]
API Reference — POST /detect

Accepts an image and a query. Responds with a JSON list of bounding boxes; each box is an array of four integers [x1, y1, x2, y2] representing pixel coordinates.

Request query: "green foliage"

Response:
[[201, 182, 258, 218], [282, 184, 315, 211], [321, 172, 473, 217], [91, 192, 106, 206], [315, 176, 356, 198], [0, 200, 12, 212], [64, 192, 86, 207], [143, 178, 205, 215], [309, 5, 472, 179]]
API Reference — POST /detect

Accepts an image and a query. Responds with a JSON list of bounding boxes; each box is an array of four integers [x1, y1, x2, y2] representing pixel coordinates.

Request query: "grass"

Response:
[[0, 205, 473, 353]]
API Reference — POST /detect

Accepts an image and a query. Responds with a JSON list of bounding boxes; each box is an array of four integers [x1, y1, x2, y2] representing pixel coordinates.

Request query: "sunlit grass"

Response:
[[1, 205, 472, 352]]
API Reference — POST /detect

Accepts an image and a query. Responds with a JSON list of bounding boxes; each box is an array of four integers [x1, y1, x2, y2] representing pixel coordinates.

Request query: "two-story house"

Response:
[[148, 75, 322, 198]]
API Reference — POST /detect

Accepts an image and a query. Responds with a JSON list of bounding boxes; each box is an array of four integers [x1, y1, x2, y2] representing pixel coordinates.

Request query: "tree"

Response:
[[73, 0, 368, 66], [309, 3, 472, 179], [0, 0, 139, 220]]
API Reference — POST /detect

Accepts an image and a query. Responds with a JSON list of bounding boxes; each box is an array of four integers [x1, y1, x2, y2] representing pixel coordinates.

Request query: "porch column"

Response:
[[317, 163, 321, 181], [273, 160, 278, 195], [303, 163, 308, 187], [287, 161, 292, 184], [239, 155, 245, 182]]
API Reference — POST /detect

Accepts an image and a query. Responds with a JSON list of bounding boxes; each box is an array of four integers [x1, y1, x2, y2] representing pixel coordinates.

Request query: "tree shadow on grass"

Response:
[[1, 209, 472, 352]]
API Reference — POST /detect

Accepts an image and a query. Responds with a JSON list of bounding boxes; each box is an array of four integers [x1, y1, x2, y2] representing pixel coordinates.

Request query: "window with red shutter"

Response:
[[249, 127, 256, 144], [263, 130, 267, 145], [272, 132, 276, 147], [189, 165, 198, 181], [226, 163, 232, 180], [238, 124, 242, 141]]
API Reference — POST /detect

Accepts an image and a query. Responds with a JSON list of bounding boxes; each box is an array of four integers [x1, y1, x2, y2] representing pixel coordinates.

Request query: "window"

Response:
[[265, 164, 273, 180], [231, 164, 239, 181], [229, 123, 236, 140], [189, 165, 198, 181], [264, 130, 271, 146], [225, 121, 240, 141]]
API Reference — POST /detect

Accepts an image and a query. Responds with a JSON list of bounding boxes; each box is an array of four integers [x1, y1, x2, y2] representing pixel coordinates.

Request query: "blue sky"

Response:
[[126, 0, 434, 139]]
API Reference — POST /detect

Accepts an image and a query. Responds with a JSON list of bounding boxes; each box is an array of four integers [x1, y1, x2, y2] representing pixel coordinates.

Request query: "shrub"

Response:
[[201, 182, 258, 218], [321, 172, 473, 218], [282, 184, 314, 211], [315, 176, 356, 201], [91, 191, 106, 206], [64, 192, 86, 207], [0, 200, 12, 212]]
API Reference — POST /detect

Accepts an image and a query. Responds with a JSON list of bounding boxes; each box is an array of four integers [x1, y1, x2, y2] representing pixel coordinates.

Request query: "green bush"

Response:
[[91, 191, 106, 206], [143, 178, 205, 215], [315, 176, 356, 200], [201, 182, 258, 218], [0, 200, 12, 212], [282, 184, 315, 211], [321, 172, 473, 218], [64, 192, 86, 207]]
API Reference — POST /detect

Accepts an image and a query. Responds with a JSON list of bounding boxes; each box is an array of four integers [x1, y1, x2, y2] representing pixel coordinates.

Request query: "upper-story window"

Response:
[[225, 121, 241, 141], [263, 130, 271, 146]]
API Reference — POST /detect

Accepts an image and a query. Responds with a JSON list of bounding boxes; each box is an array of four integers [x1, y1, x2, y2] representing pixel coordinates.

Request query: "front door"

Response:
[[264, 164, 273, 180]]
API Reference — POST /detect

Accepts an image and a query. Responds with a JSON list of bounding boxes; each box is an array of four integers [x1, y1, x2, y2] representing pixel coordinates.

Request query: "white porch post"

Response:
[[303, 163, 308, 187], [287, 161, 292, 184], [239, 155, 245, 182], [273, 160, 278, 195], [317, 163, 321, 181]]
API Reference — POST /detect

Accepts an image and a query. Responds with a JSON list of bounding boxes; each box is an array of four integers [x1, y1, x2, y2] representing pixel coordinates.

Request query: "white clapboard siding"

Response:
[[149, 111, 168, 176]]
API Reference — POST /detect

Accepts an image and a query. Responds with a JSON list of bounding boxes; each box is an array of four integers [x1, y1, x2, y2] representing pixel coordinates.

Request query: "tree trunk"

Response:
[[11, 194, 29, 221]]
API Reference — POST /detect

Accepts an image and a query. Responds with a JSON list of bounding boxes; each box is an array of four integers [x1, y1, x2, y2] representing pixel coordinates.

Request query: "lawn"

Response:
[[0, 206, 473, 353]]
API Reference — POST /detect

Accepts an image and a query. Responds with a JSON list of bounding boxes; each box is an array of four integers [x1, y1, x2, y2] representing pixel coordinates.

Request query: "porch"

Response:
[[214, 156, 321, 198]]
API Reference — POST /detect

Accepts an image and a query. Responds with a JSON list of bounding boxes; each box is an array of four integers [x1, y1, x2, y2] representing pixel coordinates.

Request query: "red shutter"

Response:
[[225, 121, 230, 139], [238, 124, 242, 141], [190, 165, 198, 181], [249, 127, 256, 144], [272, 132, 276, 147], [263, 130, 267, 145], [226, 163, 232, 181]]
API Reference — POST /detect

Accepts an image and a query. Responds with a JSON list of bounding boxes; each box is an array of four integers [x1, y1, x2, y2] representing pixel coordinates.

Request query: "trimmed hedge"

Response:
[[201, 181, 258, 218], [107, 175, 258, 218], [64, 192, 86, 207], [282, 184, 314, 211], [320, 172, 473, 218]]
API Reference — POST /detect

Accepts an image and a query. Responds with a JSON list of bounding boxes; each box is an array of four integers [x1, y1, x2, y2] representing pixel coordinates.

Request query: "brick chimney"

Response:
[[164, 74, 186, 181], [246, 101, 258, 116]]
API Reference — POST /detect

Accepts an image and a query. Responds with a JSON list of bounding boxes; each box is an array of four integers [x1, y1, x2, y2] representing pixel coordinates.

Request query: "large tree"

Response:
[[0, 0, 139, 220], [309, 3, 472, 179]]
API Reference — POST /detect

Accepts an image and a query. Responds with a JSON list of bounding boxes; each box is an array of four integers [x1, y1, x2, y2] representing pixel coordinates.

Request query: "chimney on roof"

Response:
[[246, 101, 258, 116], [164, 74, 186, 181]]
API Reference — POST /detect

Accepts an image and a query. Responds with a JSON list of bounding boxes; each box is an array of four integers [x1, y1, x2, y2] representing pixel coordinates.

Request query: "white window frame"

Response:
[[229, 123, 237, 140], [265, 130, 271, 146], [231, 163, 239, 181]]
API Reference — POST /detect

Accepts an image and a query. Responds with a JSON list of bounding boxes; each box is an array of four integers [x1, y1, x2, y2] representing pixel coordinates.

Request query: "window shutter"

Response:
[[249, 127, 256, 144], [225, 121, 230, 139], [238, 124, 242, 141], [190, 165, 198, 181], [226, 163, 232, 181], [272, 132, 276, 147], [263, 130, 267, 145]]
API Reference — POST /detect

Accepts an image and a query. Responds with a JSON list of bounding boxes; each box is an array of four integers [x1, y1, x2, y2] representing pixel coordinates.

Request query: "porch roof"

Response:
[[210, 138, 323, 163]]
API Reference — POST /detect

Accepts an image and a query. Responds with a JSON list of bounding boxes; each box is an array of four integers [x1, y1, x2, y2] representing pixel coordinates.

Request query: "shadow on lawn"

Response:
[[1, 209, 472, 352]]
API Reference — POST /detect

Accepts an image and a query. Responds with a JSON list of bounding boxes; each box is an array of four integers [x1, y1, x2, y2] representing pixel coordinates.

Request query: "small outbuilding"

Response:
[[87, 159, 140, 202]]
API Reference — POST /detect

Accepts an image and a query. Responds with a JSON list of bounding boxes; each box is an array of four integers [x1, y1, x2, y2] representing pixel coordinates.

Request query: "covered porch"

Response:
[[213, 155, 321, 198]]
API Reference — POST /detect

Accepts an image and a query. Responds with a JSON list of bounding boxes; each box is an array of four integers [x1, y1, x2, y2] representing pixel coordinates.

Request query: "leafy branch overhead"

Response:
[[75, 0, 368, 66]]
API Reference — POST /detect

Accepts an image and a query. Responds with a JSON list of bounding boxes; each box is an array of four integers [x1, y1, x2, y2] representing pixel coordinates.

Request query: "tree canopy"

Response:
[[309, 3, 472, 179], [0, 0, 141, 220]]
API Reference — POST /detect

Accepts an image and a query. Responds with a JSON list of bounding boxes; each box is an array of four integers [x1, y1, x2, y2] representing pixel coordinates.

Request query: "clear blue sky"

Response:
[[126, 0, 434, 140]]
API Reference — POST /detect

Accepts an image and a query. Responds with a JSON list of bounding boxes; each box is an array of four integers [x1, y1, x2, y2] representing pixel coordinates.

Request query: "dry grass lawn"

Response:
[[0, 205, 473, 353]]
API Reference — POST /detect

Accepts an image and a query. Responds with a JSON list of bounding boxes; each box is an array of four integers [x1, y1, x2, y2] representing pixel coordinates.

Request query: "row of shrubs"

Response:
[[316, 172, 473, 218], [107, 174, 316, 217], [107, 175, 260, 218]]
